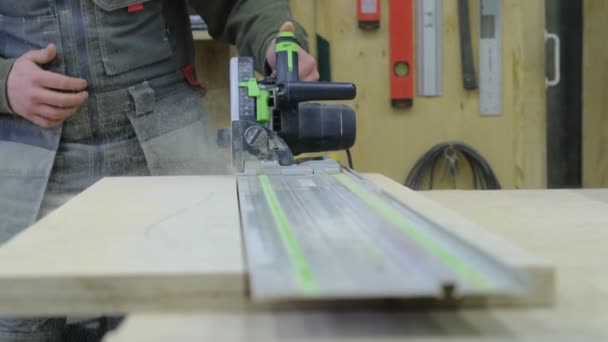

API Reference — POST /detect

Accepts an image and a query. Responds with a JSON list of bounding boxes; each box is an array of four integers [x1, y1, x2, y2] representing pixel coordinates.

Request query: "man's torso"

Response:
[[0, 0, 226, 243]]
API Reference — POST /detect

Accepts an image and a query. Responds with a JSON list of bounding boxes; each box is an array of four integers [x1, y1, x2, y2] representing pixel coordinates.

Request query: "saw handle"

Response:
[[276, 82, 356, 109], [275, 32, 300, 82]]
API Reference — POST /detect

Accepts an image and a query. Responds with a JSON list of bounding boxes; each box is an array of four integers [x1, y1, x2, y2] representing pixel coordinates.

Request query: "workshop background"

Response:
[[194, 0, 606, 190]]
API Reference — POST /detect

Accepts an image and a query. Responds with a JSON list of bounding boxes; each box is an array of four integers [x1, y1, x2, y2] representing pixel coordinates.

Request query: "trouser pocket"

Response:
[[126, 81, 230, 175], [0, 12, 64, 74], [0, 141, 57, 245], [0, 1, 54, 18]]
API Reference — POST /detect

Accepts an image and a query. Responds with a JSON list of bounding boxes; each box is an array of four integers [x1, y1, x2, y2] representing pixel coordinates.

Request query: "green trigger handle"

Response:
[[275, 31, 300, 82]]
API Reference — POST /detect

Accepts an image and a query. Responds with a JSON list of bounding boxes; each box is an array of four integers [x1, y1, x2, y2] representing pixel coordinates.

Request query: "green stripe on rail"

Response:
[[334, 174, 493, 290], [258, 175, 320, 295]]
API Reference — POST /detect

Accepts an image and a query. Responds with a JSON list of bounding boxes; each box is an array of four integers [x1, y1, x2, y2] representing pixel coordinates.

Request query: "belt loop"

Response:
[[128, 82, 155, 117]]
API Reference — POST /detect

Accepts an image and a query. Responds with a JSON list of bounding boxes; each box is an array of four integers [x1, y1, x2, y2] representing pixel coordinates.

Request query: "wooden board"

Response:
[[582, 0, 608, 187], [311, 0, 546, 189], [105, 184, 608, 342], [365, 174, 554, 306], [0, 174, 553, 316], [192, 30, 212, 41], [289, 0, 317, 58], [194, 40, 234, 130], [0, 176, 245, 316]]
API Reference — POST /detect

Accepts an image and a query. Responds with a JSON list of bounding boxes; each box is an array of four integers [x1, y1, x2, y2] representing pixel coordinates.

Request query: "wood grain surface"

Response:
[[0, 176, 244, 316], [0, 174, 553, 316], [105, 179, 608, 342]]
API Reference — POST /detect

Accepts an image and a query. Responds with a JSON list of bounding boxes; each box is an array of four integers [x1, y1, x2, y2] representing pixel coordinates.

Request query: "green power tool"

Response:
[[229, 31, 357, 172]]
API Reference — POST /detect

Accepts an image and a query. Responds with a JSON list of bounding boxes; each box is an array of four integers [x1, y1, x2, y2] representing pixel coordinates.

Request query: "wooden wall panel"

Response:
[[583, 0, 608, 187], [289, 0, 317, 57], [310, 0, 546, 188], [195, 41, 233, 130]]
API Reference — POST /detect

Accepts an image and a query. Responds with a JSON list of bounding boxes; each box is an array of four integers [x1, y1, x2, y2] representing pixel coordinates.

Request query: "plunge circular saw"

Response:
[[228, 33, 531, 302], [229, 32, 357, 173]]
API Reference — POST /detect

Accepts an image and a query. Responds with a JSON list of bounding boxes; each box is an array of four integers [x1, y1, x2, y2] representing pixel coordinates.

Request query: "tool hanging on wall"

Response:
[[416, 0, 443, 97], [389, 0, 415, 108], [404, 142, 501, 190], [457, 0, 478, 90], [357, 0, 381, 30], [479, 0, 502, 115]]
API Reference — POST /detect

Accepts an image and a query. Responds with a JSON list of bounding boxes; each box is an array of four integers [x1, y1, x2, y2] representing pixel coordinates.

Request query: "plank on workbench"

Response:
[[363, 174, 555, 307], [104, 184, 608, 342], [0, 174, 555, 317], [0, 176, 244, 316]]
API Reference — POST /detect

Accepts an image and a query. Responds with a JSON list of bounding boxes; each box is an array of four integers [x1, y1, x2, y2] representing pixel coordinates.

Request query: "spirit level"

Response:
[[389, 0, 415, 108]]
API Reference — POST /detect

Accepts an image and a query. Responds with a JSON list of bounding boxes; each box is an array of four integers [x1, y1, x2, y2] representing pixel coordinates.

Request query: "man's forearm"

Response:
[[0, 58, 15, 114], [189, 0, 309, 73]]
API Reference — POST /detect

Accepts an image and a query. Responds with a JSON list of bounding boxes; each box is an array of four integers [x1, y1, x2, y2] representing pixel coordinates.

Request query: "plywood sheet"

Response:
[[0, 176, 244, 316], [0, 174, 554, 316], [105, 182, 608, 342], [363, 174, 555, 306]]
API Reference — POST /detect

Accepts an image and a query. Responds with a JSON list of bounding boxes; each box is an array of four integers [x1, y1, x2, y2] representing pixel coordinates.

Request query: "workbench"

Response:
[[105, 184, 607, 341], [0, 175, 605, 341]]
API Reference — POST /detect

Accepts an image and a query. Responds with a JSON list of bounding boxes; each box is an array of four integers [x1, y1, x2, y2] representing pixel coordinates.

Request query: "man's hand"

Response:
[[266, 22, 319, 81], [7, 44, 88, 128]]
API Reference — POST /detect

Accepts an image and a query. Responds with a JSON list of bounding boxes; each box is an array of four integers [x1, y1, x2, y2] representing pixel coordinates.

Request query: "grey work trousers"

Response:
[[0, 79, 227, 341], [0, 136, 149, 342]]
